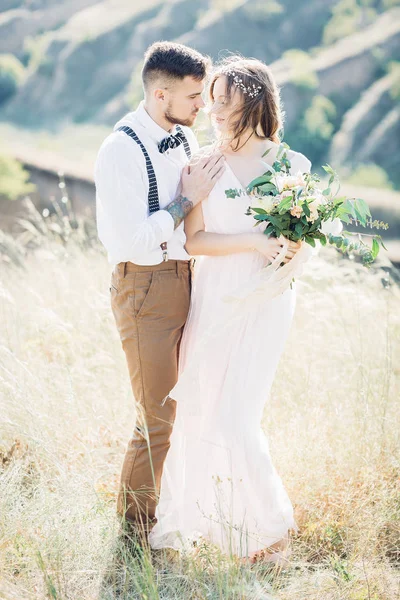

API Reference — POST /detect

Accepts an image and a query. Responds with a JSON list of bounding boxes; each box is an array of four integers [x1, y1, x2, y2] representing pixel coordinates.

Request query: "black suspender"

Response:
[[116, 125, 191, 212], [176, 125, 192, 160], [116, 124, 192, 261], [117, 125, 161, 214]]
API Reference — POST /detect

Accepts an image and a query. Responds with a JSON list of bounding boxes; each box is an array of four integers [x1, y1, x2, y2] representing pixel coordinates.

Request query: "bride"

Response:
[[149, 56, 311, 563]]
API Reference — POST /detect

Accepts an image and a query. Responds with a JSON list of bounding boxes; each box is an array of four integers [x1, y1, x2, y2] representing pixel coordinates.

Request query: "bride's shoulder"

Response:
[[287, 147, 312, 174]]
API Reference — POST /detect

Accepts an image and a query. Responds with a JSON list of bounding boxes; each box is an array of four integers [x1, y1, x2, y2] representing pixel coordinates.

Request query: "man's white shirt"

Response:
[[95, 101, 199, 266]]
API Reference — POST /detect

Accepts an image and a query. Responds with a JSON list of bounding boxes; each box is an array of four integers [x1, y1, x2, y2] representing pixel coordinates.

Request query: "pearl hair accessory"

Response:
[[225, 69, 262, 98]]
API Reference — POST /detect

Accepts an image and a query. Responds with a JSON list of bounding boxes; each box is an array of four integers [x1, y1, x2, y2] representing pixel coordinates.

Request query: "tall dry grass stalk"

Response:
[[0, 238, 399, 599]]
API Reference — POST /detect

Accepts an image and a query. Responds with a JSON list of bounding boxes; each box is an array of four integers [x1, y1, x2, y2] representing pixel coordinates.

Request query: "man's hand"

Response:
[[165, 152, 226, 230], [181, 152, 226, 206]]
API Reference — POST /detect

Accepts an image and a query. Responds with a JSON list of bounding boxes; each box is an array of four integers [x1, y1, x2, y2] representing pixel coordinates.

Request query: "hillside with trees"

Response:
[[0, 0, 399, 188]]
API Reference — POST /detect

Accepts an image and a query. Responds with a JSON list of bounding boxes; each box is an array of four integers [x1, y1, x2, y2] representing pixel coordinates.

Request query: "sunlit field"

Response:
[[1, 221, 399, 599]]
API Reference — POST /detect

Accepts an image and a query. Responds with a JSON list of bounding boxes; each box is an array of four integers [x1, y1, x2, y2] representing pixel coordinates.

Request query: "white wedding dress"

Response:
[[149, 150, 311, 558]]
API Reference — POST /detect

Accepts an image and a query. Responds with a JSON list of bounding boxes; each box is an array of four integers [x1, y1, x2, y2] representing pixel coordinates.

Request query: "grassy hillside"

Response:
[[0, 0, 399, 187], [0, 225, 399, 599]]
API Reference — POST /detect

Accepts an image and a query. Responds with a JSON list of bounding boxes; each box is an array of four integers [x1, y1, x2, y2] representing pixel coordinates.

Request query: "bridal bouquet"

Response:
[[226, 143, 388, 267]]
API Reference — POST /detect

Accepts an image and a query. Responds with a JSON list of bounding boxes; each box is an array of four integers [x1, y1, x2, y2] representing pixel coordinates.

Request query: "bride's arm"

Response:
[[184, 203, 289, 259]]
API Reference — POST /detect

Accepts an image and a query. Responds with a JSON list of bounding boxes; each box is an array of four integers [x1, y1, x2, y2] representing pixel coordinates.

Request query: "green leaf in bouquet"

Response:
[[262, 148, 272, 158], [294, 222, 303, 237], [302, 201, 311, 217], [354, 198, 371, 220], [266, 214, 287, 232], [264, 225, 274, 238], [330, 235, 344, 249], [322, 187, 331, 196], [253, 214, 270, 221], [247, 172, 274, 190], [322, 164, 337, 178], [336, 211, 352, 224], [333, 196, 346, 206], [277, 142, 289, 160], [259, 182, 278, 194], [307, 219, 322, 233], [372, 238, 380, 259], [226, 188, 241, 199], [278, 196, 292, 213], [251, 207, 268, 215], [379, 237, 388, 251], [305, 235, 316, 247], [341, 199, 357, 220], [272, 161, 282, 172], [339, 198, 370, 226], [319, 234, 327, 246]]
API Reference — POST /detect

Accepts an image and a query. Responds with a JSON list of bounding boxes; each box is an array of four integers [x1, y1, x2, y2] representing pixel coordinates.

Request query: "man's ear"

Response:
[[154, 88, 166, 102]]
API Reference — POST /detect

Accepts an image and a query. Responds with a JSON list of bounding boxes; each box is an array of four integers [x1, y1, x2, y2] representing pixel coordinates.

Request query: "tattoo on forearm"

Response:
[[166, 194, 193, 229]]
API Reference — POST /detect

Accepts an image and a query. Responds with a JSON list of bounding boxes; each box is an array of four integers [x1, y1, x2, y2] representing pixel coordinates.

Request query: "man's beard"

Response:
[[165, 102, 198, 127]]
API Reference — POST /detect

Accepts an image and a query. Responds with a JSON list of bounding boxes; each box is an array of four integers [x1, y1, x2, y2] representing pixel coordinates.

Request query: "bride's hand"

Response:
[[280, 237, 302, 264], [253, 235, 302, 264]]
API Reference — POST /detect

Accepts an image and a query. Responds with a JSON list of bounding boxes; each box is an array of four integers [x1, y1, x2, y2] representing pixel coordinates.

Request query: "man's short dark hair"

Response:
[[142, 41, 211, 89]]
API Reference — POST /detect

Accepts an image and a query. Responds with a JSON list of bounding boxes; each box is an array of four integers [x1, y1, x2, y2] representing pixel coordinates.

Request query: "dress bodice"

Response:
[[202, 164, 257, 235], [202, 146, 311, 236]]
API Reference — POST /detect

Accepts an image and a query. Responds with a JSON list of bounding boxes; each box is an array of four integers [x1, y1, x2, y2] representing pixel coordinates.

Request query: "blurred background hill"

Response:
[[0, 0, 400, 260], [0, 0, 399, 180]]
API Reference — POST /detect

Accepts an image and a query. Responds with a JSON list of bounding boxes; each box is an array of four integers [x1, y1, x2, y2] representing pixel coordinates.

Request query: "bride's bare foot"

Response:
[[241, 539, 291, 567]]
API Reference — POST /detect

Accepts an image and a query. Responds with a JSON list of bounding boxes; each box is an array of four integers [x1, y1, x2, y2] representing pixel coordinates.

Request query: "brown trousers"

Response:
[[110, 259, 191, 532]]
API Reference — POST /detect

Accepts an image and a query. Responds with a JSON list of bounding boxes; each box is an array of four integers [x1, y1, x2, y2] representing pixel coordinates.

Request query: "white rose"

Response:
[[252, 195, 275, 212], [282, 175, 300, 190], [321, 217, 343, 236], [274, 174, 286, 193], [294, 170, 306, 186]]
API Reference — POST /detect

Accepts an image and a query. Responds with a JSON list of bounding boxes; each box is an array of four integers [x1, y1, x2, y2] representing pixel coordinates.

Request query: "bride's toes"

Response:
[[242, 544, 291, 568]]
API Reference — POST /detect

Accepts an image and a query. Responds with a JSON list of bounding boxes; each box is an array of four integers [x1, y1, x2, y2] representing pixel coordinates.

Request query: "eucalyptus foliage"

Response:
[[226, 143, 388, 266]]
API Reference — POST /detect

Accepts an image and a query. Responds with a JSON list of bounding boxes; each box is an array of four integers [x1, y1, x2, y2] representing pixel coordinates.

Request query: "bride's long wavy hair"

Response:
[[208, 56, 284, 151]]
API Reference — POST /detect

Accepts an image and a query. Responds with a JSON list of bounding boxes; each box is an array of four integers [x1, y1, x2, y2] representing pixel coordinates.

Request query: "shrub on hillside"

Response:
[[383, 0, 400, 7], [0, 54, 25, 106], [286, 95, 336, 165], [283, 49, 319, 90], [0, 155, 35, 200], [126, 62, 144, 111], [323, 0, 377, 45], [346, 163, 394, 189], [388, 60, 400, 102], [243, 0, 284, 20]]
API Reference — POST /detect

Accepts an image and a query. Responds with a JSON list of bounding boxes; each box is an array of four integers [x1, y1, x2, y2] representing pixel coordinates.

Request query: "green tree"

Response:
[[126, 61, 144, 110], [283, 49, 319, 90], [323, 0, 377, 45], [287, 95, 336, 165], [346, 163, 394, 189], [387, 61, 400, 103], [0, 155, 35, 200], [0, 54, 25, 105]]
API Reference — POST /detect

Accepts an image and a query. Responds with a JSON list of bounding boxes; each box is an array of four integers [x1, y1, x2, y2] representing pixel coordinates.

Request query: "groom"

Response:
[[95, 41, 225, 540]]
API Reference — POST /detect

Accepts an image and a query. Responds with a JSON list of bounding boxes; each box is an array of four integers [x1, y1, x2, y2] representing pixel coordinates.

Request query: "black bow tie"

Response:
[[158, 130, 186, 154]]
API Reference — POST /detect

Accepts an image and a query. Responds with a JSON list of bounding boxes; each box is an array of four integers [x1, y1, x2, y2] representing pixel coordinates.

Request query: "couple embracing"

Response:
[[95, 41, 310, 565]]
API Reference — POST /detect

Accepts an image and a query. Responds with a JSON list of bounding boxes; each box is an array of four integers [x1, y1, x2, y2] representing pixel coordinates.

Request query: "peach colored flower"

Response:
[[290, 206, 302, 218], [306, 208, 319, 223]]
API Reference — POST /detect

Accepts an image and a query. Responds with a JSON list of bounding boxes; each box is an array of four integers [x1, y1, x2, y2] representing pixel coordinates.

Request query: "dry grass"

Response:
[[0, 237, 399, 599]]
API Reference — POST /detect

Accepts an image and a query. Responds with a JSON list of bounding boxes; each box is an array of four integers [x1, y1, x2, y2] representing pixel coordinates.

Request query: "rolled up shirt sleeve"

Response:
[[95, 134, 175, 260]]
